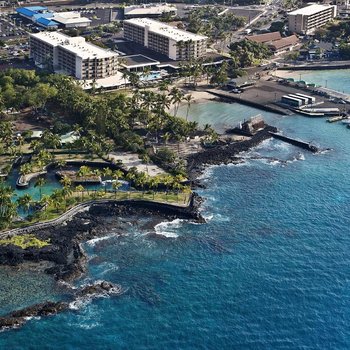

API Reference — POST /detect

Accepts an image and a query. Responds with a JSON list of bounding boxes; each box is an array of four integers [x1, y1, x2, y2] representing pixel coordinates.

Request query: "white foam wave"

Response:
[[99, 262, 119, 276], [86, 233, 117, 247], [69, 298, 92, 310], [154, 218, 184, 238], [202, 213, 214, 221]]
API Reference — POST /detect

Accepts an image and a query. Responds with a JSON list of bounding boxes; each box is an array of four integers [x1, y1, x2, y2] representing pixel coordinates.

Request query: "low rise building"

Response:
[[16, 7, 91, 29], [268, 35, 299, 54], [52, 12, 91, 28], [246, 31, 282, 44], [30, 31, 119, 80], [124, 4, 177, 19], [288, 4, 337, 34], [246, 31, 299, 54], [123, 18, 207, 61]]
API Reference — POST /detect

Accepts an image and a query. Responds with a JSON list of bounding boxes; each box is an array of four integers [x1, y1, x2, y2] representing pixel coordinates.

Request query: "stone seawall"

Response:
[[187, 125, 277, 180]]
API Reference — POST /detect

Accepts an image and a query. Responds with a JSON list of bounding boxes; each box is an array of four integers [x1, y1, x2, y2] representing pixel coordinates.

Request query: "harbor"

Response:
[[206, 78, 350, 118]]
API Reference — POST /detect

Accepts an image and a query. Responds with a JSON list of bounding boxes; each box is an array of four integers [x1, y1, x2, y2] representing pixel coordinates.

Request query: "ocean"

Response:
[[1, 70, 350, 349], [277, 69, 350, 94]]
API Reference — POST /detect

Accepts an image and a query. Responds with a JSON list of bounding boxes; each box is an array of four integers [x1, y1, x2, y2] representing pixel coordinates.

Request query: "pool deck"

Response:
[[108, 152, 166, 176]]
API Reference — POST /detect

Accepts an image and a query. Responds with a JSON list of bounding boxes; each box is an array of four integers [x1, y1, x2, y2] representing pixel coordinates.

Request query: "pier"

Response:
[[206, 79, 349, 118], [269, 132, 319, 153]]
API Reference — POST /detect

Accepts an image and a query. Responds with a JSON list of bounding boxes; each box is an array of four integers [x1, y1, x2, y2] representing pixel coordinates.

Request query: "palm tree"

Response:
[[112, 180, 122, 199], [17, 193, 32, 215], [34, 176, 46, 201], [0, 184, 16, 228], [19, 163, 32, 184], [77, 166, 91, 193], [102, 167, 113, 193], [122, 70, 129, 87], [135, 172, 149, 197], [50, 189, 63, 213], [75, 184, 85, 201], [39, 194, 52, 219], [60, 175, 72, 209], [170, 87, 184, 117], [148, 176, 159, 200], [184, 94, 194, 121]]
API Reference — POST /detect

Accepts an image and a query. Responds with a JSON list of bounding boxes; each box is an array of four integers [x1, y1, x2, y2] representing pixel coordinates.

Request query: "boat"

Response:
[[342, 119, 350, 124]]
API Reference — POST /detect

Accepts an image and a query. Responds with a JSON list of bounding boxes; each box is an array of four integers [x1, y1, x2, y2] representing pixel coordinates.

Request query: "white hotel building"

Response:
[[123, 18, 207, 61], [30, 32, 119, 80], [288, 4, 337, 35]]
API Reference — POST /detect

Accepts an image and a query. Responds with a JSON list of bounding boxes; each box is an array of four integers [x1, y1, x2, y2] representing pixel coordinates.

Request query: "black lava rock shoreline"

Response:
[[187, 125, 277, 181], [0, 195, 204, 282], [0, 125, 275, 331], [0, 281, 124, 331]]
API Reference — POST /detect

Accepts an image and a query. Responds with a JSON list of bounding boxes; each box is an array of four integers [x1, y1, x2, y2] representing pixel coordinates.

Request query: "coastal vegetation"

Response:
[[0, 68, 210, 231], [0, 234, 50, 249], [229, 40, 272, 68]]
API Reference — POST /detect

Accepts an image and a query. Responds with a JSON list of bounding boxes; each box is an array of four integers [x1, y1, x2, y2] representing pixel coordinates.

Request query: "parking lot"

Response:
[[0, 14, 27, 40]]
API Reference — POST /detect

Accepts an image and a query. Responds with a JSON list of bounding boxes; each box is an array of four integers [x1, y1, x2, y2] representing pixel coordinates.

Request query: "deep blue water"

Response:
[[1, 81, 350, 348]]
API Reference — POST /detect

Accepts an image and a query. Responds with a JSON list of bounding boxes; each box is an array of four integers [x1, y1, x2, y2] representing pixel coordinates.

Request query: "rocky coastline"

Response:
[[0, 281, 124, 331], [187, 125, 277, 181], [0, 125, 276, 331]]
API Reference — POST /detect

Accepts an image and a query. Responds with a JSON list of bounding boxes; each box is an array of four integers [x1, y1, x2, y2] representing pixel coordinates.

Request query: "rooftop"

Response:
[[121, 54, 160, 68], [30, 32, 118, 59], [52, 11, 91, 25], [288, 4, 336, 16], [16, 6, 48, 18], [124, 18, 207, 42], [36, 17, 59, 27], [268, 35, 299, 50], [124, 4, 176, 16], [246, 31, 282, 44]]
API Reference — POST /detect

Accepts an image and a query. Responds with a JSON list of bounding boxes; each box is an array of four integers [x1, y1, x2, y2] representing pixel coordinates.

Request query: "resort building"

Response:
[[124, 4, 177, 19], [123, 18, 207, 61], [30, 31, 119, 80], [287, 4, 337, 34]]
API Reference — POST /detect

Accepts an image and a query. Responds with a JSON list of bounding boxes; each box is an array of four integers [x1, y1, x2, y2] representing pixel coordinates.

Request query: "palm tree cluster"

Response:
[[0, 183, 17, 229]]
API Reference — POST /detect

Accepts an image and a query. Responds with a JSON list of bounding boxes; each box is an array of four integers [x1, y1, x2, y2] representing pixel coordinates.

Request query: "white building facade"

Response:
[[288, 4, 337, 34], [123, 18, 207, 60], [30, 32, 119, 79]]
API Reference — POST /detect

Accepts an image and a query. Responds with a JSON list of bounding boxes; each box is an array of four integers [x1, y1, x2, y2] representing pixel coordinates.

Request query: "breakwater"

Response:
[[278, 62, 350, 71], [269, 132, 319, 152], [187, 125, 277, 180]]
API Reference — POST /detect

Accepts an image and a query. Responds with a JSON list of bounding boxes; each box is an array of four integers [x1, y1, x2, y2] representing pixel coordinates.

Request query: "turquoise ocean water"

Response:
[[1, 70, 350, 349], [280, 69, 350, 94]]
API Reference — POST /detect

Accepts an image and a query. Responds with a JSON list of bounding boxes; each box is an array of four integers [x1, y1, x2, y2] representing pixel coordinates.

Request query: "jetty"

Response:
[[269, 132, 319, 153], [327, 116, 349, 123]]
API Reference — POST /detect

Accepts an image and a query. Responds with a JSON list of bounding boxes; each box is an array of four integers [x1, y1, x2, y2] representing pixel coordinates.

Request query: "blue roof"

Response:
[[36, 17, 58, 27], [33, 13, 54, 20], [16, 6, 48, 18]]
